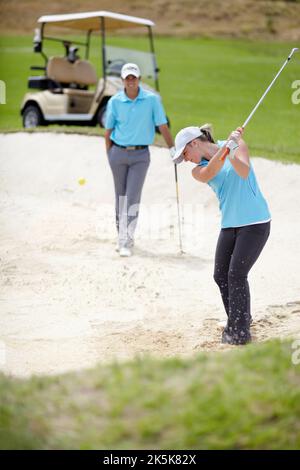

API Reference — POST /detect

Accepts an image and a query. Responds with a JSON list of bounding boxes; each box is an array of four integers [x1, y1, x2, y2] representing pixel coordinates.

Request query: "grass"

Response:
[[0, 35, 300, 162], [0, 339, 299, 449]]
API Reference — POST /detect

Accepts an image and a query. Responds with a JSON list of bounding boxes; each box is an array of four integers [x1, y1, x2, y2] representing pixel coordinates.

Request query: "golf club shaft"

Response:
[[219, 48, 299, 161], [174, 164, 183, 254], [242, 52, 296, 128]]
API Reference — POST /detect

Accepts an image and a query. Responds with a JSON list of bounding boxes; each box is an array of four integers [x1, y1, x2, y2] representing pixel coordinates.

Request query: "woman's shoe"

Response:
[[221, 329, 251, 345]]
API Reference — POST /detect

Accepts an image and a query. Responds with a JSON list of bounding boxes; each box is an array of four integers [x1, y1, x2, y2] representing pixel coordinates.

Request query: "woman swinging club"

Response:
[[172, 125, 271, 345]]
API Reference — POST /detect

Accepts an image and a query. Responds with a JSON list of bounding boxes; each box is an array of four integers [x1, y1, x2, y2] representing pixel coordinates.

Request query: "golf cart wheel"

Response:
[[97, 104, 107, 128], [23, 105, 44, 128]]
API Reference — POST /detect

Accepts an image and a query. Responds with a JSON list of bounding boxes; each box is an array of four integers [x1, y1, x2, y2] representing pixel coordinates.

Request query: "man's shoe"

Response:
[[119, 247, 132, 257], [116, 238, 134, 253]]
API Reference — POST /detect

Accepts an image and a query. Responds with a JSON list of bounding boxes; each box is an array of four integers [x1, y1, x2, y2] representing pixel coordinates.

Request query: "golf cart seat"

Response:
[[47, 56, 97, 93]]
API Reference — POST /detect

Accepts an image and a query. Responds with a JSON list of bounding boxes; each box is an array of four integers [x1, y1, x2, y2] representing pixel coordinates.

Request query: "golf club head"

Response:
[[288, 48, 299, 60]]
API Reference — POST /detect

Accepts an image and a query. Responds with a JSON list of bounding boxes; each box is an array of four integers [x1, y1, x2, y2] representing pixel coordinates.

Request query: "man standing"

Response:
[[105, 63, 174, 257]]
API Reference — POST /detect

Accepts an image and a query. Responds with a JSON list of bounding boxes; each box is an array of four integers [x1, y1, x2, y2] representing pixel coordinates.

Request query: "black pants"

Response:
[[214, 222, 270, 343]]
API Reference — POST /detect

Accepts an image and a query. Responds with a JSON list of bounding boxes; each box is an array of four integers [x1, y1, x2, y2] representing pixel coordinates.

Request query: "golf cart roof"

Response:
[[38, 11, 155, 31]]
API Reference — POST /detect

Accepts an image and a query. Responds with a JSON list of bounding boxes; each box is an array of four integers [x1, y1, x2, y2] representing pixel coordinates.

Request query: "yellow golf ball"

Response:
[[78, 178, 86, 186]]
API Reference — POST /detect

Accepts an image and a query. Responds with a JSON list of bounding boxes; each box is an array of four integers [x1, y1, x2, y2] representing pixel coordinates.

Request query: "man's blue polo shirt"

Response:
[[105, 87, 168, 146]]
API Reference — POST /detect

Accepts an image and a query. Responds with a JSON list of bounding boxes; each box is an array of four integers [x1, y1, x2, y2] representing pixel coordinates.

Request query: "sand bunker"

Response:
[[0, 132, 300, 377]]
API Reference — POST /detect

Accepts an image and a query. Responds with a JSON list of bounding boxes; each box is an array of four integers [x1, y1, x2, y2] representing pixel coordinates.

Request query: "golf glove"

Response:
[[226, 139, 239, 159], [226, 128, 242, 159], [228, 130, 242, 144], [169, 146, 176, 160]]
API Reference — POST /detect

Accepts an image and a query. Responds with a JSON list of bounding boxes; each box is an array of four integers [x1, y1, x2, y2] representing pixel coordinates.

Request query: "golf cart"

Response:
[[20, 11, 163, 128]]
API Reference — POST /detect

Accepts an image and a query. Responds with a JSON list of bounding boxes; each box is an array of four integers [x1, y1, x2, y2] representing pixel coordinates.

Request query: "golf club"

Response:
[[220, 47, 299, 161], [174, 164, 184, 254]]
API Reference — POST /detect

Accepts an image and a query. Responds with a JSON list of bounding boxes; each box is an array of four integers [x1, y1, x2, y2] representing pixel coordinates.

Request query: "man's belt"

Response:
[[113, 142, 148, 151]]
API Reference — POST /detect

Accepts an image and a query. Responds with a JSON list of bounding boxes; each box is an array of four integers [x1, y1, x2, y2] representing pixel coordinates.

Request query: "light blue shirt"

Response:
[[198, 140, 271, 228], [105, 87, 168, 145]]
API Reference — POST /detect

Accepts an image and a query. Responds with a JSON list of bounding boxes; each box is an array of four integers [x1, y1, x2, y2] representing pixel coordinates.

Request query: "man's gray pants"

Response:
[[107, 145, 150, 248]]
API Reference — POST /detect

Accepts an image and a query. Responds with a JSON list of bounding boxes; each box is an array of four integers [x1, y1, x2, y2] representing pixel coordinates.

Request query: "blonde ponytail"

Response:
[[200, 123, 213, 134], [199, 123, 214, 143]]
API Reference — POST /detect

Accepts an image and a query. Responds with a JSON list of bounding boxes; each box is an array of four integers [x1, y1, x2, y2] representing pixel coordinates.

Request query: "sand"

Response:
[[0, 132, 299, 377]]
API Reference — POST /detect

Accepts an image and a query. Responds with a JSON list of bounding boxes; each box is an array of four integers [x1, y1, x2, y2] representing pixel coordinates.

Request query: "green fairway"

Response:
[[0, 339, 299, 450], [0, 35, 299, 162]]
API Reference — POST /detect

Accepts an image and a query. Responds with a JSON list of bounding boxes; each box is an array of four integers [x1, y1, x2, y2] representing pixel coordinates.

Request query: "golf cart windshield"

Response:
[[105, 45, 157, 79]]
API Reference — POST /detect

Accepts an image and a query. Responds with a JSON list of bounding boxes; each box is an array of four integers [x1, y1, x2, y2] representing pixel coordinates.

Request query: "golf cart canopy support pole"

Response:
[[86, 30, 92, 60], [39, 23, 48, 65], [101, 16, 106, 82], [148, 26, 159, 92]]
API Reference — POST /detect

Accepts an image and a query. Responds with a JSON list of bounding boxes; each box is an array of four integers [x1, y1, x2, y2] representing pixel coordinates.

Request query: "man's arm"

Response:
[[158, 123, 174, 148], [105, 129, 113, 152]]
